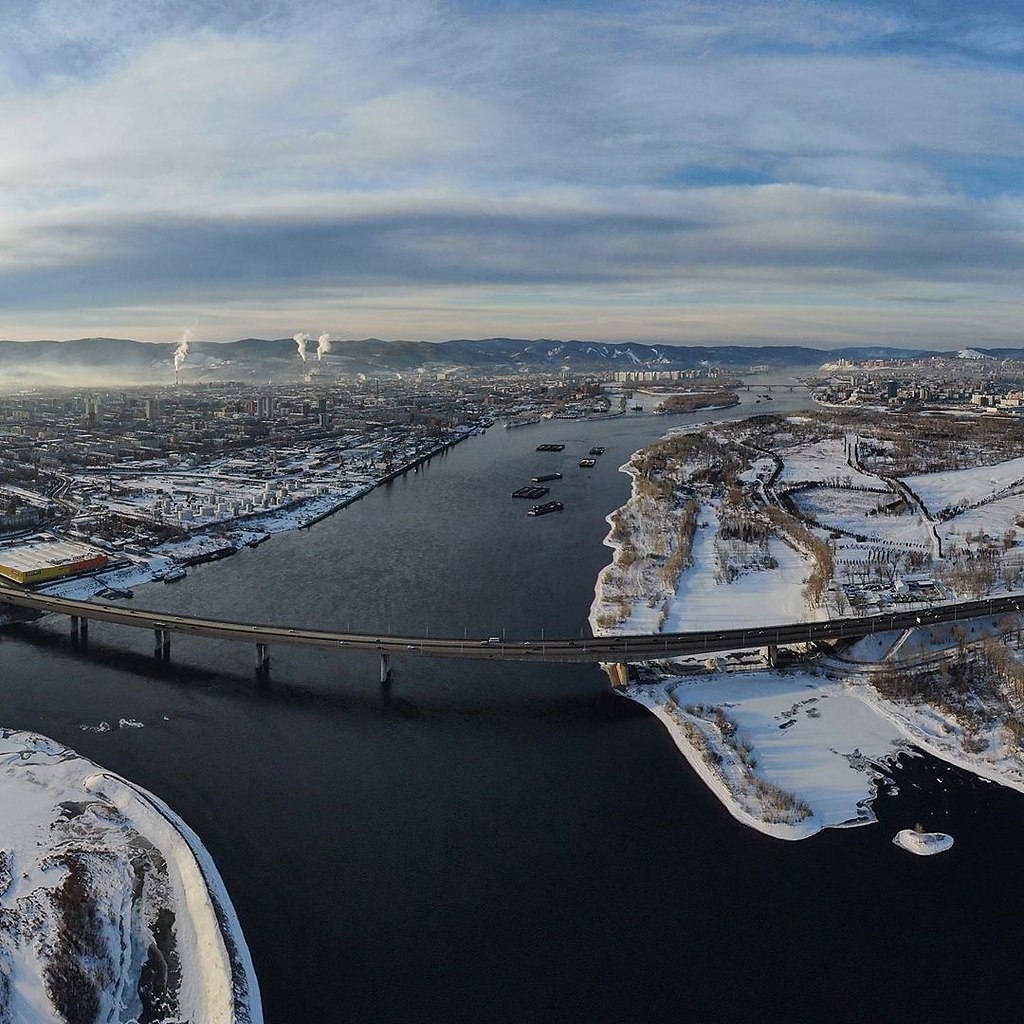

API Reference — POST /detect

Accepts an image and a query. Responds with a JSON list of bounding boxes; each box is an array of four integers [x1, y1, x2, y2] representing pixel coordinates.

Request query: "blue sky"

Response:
[[2, 0, 1024, 346]]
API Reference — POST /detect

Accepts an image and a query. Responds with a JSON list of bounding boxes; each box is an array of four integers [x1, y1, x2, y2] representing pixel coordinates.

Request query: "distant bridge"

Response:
[[1, 579, 1020, 684], [738, 383, 809, 392]]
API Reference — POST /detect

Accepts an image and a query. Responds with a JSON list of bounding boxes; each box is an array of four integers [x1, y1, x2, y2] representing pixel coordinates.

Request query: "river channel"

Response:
[[2, 386, 1024, 1022]]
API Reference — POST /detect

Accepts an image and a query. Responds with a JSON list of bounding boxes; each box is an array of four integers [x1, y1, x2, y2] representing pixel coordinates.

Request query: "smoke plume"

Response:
[[316, 333, 332, 361], [294, 332, 310, 362], [173, 328, 192, 372]]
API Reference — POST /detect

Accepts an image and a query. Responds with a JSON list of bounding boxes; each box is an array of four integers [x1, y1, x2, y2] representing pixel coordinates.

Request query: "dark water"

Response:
[[3, 391, 1024, 1023]]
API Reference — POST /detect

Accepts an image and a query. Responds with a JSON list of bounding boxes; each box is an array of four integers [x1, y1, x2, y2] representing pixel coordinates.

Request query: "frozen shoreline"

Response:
[[589, 427, 1024, 841], [0, 728, 261, 1022]]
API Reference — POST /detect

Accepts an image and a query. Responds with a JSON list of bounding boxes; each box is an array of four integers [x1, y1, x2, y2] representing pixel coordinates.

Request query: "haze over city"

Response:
[[2, 0, 1023, 347]]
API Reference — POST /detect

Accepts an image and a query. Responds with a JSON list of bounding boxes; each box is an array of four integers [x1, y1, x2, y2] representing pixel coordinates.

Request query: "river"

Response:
[[2, 386, 1024, 1023]]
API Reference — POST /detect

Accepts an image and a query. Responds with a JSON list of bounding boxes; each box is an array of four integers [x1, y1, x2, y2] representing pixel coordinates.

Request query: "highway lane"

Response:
[[1, 579, 1023, 664]]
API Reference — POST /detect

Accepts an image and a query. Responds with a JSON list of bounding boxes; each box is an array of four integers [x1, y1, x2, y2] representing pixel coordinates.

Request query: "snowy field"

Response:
[[776, 436, 880, 487], [625, 673, 908, 839], [939, 493, 1024, 551], [630, 663, 1024, 841], [903, 454, 1024, 516], [662, 504, 814, 632], [791, 487, 933, 550], [0, 729, 261, 1022]]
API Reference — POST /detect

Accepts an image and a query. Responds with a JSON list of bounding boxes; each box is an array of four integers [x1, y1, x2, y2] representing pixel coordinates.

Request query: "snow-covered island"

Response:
[[893, 829, 954, 855], [592, 411, 1024, 840], [0, 729, 261, 1022]]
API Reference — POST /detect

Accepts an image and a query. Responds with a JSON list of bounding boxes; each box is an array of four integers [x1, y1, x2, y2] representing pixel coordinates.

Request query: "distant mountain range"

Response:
[[0, 336, 1020, 385]]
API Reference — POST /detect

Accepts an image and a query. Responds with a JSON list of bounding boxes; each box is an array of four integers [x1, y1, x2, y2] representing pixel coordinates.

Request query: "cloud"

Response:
[[1, 1, 1023, 345]]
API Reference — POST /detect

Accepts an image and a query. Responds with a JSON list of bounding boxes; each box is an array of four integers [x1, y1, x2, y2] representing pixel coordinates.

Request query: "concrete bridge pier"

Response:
[[380, 653, 391, 684], [604, 662, 629, 688], [255, 643, 270, 674], [78, 617, 89, 647], [764, 644, 778, 668], [154, 628, 170, 661], [70, 615, 80, 642]]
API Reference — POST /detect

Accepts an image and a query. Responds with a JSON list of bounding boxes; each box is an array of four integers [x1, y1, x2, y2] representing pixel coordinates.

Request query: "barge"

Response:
[[531, 472, 563, 483], [177, 544, 236, 567], [512, 485, 550, 499], [579, 458, 597, 468], [527, 500, 564, 517], [536, 443, 565, 452]]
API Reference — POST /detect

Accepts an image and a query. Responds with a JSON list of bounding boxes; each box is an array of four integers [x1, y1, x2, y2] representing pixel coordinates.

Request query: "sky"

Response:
[[2, 0, 1024, 347]]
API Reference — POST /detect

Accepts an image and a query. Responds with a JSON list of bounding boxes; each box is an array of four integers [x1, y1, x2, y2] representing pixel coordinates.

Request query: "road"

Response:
[[0, 579, 1021, 664]]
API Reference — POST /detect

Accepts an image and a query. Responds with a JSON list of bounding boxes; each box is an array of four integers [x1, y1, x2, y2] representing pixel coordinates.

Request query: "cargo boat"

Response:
[[527, 500, 564, 517], [179, 544, 236, 567], [512, 485, 550, 499], [531, 473, 563, 483]]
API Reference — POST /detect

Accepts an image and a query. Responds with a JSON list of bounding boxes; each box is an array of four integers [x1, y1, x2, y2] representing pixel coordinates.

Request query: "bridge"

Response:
[[738, 382, 809, 392], [0, 578, 1020, 684]]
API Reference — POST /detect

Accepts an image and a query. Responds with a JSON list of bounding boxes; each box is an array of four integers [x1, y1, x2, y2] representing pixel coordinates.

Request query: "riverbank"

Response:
[[590, 415, 1024, 840], [35, 427, 477, 601], [0, 728, 261, 1023]]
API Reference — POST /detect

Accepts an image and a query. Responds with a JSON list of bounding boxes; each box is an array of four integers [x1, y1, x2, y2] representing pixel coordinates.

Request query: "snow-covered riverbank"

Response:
[[623, 672, 908, 839], [591, 419, 1024, 841], [35, 429, 476, 602], [0, 728, 261, 1022]]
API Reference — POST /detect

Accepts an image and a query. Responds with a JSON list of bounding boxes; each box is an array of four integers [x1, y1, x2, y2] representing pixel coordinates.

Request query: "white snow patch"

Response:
[[0, 729, 261, 1023], [625, 673, 908, 839], [663, 503, 814, 632], [893, 829, 954, 854], [903, 455, 1024, 516]]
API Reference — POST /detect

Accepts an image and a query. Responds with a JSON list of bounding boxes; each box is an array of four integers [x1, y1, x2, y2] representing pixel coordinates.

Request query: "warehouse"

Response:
[[0, 540, 109, 585]]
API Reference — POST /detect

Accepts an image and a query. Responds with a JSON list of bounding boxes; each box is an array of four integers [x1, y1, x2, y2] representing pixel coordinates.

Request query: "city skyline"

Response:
[[2, 0, 1024, 346]]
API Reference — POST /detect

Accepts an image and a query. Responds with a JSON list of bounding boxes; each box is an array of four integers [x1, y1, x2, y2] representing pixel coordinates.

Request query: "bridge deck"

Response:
[[0, 581, 1020, 664]]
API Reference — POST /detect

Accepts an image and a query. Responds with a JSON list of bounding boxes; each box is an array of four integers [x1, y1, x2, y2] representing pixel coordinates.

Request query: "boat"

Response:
[[589, 447, 605, 455], [178, 544, 237, 567], [535, 443, 565, 452], [512, 485, 550, 499], [579, 458, 597, 468], [527, 500, 564, 517], [531, 473, 563, 483], [163, 566, 187, 583]]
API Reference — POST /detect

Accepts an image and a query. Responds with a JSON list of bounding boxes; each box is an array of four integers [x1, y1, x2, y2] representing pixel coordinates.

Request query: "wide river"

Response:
[[3, 387, 1024, 1022]]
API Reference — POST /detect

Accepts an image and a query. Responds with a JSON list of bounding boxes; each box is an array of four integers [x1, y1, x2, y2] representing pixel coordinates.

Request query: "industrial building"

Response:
[[0, 540, 109, 585]]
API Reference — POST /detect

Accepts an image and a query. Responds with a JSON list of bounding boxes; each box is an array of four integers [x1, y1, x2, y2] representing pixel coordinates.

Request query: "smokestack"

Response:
[[293, 333, 310, 362], [316, 333, 332, 362], [173, 328, 192, 377]]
